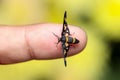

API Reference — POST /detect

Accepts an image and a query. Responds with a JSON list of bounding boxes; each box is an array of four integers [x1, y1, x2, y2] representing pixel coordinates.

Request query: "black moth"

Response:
[[53, 11, 79, 67]]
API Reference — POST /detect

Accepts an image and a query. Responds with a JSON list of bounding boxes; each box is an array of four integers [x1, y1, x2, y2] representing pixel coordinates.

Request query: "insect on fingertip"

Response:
[[53, 11, 80, 67]]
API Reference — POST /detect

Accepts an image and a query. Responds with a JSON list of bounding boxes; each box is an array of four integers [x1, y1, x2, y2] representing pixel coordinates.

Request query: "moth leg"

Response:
[[52, 32, 61, 46], [69, 44, 76, 48], [70, 32, 75, 36]]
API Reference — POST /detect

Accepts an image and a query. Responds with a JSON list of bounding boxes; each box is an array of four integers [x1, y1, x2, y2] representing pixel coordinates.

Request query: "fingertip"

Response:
[[27, 23, 87, 59]]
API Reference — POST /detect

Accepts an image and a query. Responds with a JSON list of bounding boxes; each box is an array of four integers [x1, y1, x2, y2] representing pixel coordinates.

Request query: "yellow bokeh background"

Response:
[[0, 0, 120, 80]]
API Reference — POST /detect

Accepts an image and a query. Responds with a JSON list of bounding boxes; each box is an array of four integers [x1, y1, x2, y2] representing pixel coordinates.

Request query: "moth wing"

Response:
[[61, 11, 70, 36], [62, 42, 70, 67]]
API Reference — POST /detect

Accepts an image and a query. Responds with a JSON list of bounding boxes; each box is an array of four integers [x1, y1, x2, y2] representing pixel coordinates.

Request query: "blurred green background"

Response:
[[0, 0, 120, 80]]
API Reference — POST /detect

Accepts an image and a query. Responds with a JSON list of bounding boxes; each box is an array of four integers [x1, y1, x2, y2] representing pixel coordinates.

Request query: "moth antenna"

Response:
[[52, 32, 59, 38]]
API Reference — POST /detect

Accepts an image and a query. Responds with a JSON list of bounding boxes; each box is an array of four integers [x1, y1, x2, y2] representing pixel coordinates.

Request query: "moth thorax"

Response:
[[61, 36, 66, 42]]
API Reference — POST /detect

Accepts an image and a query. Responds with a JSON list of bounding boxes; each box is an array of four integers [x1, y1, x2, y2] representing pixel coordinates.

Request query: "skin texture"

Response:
[[0, 23, 87, 64]]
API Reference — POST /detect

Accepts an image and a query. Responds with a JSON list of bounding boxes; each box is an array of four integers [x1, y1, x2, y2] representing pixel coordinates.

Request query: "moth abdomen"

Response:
[[67, 37, 79, 44]]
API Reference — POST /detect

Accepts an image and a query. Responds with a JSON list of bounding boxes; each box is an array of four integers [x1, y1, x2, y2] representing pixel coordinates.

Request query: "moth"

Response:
[[53, 11, 79, 67]]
